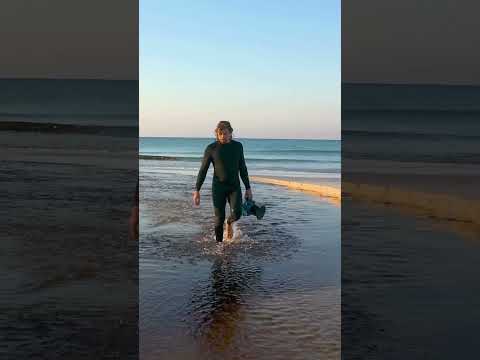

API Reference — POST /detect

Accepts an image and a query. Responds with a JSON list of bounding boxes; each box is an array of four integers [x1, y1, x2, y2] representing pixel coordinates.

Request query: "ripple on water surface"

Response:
[[140, 166, 340, 359]]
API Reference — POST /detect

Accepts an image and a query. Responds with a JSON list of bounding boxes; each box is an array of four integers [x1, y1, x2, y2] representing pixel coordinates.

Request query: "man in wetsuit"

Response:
[[193, 121, 252, 242]]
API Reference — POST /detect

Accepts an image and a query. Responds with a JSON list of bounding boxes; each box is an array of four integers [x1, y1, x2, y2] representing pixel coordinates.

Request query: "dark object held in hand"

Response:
[[242, 200, 266, 220]]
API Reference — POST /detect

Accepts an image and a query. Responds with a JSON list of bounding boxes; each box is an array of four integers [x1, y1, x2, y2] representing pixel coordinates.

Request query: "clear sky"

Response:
[[140, 1, 340, 139]]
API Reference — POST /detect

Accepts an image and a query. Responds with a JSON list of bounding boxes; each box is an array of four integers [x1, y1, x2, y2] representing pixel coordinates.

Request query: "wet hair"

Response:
[[215, 121, 233, 141]]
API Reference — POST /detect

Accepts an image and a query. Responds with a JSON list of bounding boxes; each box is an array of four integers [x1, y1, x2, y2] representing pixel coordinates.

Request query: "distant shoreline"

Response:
[[343, 108, 480, 113], [139, 155, 178, 160], [0, 121, 137, 135], [0, 78, 137, 82], [342, 81, 480, 87], [0, 112, 137, 119]]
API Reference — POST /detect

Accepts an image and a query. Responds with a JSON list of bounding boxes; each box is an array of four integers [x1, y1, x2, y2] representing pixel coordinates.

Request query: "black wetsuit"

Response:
[[195, 140, 250, 242]]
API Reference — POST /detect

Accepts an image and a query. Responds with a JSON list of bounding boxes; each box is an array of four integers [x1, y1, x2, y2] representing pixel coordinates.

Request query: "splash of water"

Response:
[[198, 223, 255, 257]]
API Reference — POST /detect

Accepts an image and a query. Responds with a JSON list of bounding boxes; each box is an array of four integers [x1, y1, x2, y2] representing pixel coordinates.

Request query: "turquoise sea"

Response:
[[140, 137, 340, 184]]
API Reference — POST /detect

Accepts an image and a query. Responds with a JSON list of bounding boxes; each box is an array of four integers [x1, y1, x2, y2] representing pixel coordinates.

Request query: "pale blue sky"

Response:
[[140, 1, 340, 139]]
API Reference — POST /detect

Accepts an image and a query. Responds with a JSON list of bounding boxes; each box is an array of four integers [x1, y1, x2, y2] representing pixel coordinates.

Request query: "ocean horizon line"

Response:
[[0, 112, 138, 118], [140, 136, 341, 141], [343, 81, 480, 87], [0, 77, 137, 82], [2, 78, 478, 86]]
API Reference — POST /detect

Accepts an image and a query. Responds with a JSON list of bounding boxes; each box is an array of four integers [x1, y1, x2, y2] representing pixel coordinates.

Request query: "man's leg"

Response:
[[226, 187, 243, 239], [212, 184, 227, 242]]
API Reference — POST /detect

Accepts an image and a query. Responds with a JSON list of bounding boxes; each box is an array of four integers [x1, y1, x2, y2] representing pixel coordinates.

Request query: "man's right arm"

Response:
[[195, 146, 212, 191]]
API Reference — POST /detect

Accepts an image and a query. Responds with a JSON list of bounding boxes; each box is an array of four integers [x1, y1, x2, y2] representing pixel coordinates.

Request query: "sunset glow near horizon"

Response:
[[140, 1, 340, 139]]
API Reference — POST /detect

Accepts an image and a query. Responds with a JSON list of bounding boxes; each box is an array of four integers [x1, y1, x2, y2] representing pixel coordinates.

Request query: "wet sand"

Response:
[[342, 162, 480, 357], [1, 130, 138, 358], [343, 172, 480, 225], [342, 197, 480, 358]]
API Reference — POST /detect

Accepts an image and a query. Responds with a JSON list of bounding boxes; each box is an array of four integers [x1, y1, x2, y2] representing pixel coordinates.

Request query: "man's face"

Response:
[[217, 128, 231, 144]]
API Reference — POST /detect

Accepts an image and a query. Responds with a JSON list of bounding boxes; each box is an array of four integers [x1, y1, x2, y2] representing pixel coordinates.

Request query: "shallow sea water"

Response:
[[140, 159, 340, 359]]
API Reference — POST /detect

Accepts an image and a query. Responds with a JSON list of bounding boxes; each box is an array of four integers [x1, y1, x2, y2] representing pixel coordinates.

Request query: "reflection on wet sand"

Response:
[[191, 257, 261, 355]]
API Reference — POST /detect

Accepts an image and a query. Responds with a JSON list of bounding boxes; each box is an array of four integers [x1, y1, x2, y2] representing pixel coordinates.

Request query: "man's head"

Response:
[[215, 121, 233, 144]]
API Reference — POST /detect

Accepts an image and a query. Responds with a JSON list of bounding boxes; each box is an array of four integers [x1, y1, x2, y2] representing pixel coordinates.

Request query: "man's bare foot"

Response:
[[226, 222, 234, 240]]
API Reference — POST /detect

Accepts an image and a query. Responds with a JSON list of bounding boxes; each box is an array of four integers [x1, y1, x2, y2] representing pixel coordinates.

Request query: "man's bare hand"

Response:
[[245, 188, 253, 201], [193, 191, 201, 206]]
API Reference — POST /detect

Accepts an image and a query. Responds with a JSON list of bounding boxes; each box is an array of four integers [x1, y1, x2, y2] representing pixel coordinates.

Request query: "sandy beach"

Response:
[[343, 168, 480, 226], [251, 176, 341, 206]]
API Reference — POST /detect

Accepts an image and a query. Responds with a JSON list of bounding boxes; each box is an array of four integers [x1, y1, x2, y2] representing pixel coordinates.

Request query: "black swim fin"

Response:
[[255, 205, 266, 220]]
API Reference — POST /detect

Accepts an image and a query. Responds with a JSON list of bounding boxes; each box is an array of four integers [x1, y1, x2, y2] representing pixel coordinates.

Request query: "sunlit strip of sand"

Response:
[[343, 182, 480, 225], [251, 176, 341, 206]]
